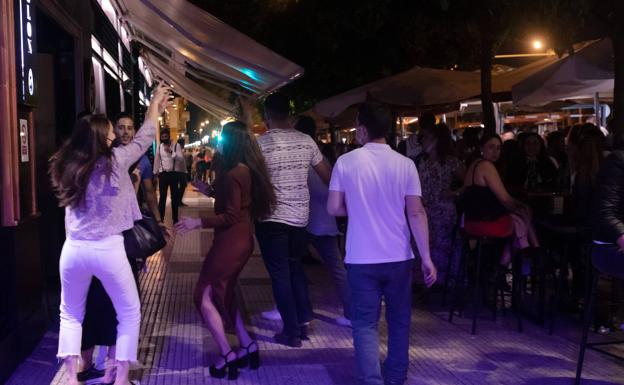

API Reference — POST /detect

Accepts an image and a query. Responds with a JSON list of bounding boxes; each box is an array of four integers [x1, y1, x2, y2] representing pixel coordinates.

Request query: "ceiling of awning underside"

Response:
[[115, 0, 304, 116]]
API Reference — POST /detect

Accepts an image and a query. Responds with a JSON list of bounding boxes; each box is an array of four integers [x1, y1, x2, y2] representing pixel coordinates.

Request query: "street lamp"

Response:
[[532, 40, 543, 50]]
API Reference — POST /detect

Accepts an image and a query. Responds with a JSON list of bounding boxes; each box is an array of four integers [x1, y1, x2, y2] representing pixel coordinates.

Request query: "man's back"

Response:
[[257, 128, 323, 227], [330, 143, 421, 264]]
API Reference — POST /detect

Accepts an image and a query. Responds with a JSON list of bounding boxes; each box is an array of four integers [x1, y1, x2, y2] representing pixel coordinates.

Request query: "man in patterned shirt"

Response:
[[256, 93, 332, 347]]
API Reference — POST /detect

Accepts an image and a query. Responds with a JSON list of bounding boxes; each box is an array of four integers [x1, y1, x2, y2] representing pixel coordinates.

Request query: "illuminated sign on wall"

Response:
[[15, 0, 37, 105]]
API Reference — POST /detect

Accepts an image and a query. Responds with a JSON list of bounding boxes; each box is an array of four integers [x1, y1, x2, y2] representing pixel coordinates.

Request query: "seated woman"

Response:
[[505, 132, 558, 193], [462, 134, 540, 266]]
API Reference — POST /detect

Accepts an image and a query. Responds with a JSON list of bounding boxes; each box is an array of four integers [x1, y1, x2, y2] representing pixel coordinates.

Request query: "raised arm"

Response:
[[115, 83, 170, 169]]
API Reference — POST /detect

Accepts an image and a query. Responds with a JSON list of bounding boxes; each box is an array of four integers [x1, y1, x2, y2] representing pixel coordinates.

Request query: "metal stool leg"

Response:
[[449, 239, 468, 323], [442, 226, 459, 307], [575, 268, 599, 385], [471, 239, 483, 335], [512, 251, 524, 333]]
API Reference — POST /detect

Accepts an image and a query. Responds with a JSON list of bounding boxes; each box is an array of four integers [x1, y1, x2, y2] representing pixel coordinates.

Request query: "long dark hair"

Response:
[[49, 114, 113, 208], [429, 122, 454, 163], [576, 127, 605, 186], [217, 121, 276, 220]]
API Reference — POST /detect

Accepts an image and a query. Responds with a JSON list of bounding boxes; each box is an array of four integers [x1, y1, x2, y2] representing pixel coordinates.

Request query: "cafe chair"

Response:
[[448, 230, 522, 335], [575, 243, 624, 385]]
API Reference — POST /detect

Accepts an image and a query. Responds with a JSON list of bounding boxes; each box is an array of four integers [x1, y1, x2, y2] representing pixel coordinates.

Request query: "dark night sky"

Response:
[[182, 0, 609, 138]]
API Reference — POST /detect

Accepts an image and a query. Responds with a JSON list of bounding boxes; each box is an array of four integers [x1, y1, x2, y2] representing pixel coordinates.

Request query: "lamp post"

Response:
[[494, 38, 555, 59]]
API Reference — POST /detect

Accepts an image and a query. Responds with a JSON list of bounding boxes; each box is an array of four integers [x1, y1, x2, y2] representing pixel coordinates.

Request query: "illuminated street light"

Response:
[[533, 40, 543, 50]]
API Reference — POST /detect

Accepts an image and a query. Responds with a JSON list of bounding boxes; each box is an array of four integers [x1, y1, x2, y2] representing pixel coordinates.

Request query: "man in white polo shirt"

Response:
[[256, 92, 332, 348], [327, 103, 437, 385]]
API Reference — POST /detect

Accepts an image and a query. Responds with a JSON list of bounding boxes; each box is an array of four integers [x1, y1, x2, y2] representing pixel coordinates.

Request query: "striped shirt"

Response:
[[257, 128, 323, 227]]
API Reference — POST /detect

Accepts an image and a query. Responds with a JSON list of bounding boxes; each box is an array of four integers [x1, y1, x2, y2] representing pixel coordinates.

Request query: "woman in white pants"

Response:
[[49, 83, 170, 385]]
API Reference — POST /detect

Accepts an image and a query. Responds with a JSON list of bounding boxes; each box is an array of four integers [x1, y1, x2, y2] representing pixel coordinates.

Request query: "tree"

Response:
[[192, 0, 476, 112], [439, 0, 523, 136]]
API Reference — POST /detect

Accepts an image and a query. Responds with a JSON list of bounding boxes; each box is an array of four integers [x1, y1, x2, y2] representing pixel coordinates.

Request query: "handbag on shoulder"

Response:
[[123, 213, 166, 269]]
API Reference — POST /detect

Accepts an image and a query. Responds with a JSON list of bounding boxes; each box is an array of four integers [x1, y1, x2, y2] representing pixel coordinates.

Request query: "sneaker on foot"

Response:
[[336, 316, 352, 327], [261, 309, 282, 321], [76, 364, 105, 385]]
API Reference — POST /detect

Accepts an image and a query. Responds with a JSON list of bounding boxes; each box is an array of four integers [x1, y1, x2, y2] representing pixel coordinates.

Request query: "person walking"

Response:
[[327, 103, 437, 385], [254, 92, 332, 347], [49, 83, 170, 385], [175, 121, 276, 380], [175, 137, 189, 206], [295, 115, 351, 326], [153, 127, 184, 223]]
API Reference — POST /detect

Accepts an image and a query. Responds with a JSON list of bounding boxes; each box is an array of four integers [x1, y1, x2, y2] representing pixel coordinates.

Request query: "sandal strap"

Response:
[[243, 340, 258, 353], [220, 350, 236, 363]]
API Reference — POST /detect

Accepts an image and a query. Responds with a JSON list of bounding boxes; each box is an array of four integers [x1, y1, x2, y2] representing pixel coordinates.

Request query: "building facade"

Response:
[[0, 1, 148, 381]]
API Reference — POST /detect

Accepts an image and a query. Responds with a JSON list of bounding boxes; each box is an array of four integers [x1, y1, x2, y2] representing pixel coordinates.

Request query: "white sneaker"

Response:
[[261, 309, 282, 321], [336, 316, 352, 327]]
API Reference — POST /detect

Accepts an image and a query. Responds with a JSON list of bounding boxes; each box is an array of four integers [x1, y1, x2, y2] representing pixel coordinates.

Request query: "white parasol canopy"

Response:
[[314, 67, 481, 118], [512, 39, 613, 107]]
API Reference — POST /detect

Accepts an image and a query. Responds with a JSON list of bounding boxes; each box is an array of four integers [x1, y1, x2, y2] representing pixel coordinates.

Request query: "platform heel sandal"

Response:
[[236, 340, 260, 370], [209, 350, 239, 380]]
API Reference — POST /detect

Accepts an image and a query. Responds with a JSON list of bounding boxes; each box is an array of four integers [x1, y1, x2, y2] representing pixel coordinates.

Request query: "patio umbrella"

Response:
[[315, 67, 481, 118], [512, 39, 614, 107]]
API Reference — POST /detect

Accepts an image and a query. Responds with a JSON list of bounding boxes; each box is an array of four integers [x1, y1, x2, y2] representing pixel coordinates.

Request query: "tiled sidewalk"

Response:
[[6, 191, 624, 384]]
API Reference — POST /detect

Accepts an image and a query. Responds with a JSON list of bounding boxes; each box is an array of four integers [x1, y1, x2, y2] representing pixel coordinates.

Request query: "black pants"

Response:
[[255, 221, 313, 337], [176, 172, 188, 205], [158, 172, 180, 223]]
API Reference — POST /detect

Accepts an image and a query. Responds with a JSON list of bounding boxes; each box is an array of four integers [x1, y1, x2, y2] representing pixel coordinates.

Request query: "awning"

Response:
[[512, 39, 613, 107], [142, 52, 234, 119], [116, 0, 304, 116]]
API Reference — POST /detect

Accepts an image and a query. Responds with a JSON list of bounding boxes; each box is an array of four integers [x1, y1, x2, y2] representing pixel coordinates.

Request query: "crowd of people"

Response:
[[48, 85, 624, 385]]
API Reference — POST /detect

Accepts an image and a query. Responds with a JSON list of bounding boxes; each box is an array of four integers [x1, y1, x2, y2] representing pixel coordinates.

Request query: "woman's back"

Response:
[[65, 122, 156, 240], [462, 159, 507, 221]]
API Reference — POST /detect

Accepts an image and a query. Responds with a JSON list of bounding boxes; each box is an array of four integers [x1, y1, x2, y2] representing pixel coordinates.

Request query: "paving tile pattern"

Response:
[[6, 191, 624, 384]]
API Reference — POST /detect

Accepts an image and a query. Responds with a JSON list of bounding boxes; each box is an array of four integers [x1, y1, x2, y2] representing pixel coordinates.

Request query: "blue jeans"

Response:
[[256, 221, 313, 337], [347, 260, 414, 385], [309, 234, 351, 319]]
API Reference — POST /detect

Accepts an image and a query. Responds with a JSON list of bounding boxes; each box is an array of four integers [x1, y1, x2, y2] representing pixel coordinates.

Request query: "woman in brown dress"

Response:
[[175, 121, 275, 380]]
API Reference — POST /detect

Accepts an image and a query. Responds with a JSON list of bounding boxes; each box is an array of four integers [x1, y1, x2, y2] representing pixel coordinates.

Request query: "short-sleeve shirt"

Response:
[[329, 142, 422, 264], [138, 154, 153, 181], [257, 128, 323, 227], [307, 164, 340, 236]]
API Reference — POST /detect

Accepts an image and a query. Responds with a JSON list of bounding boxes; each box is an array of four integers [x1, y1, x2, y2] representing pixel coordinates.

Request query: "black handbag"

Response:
[[122, 213, 166, 268]]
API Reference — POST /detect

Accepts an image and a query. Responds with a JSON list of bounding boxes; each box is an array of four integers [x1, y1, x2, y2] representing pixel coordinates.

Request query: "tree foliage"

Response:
[[192, 0, 618, 130], [192, 0, 478, 112]]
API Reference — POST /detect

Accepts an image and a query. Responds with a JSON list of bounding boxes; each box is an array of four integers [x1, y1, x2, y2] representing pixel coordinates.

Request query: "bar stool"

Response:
[[448, 231, 522, 335], [575, 243, 624, 385]]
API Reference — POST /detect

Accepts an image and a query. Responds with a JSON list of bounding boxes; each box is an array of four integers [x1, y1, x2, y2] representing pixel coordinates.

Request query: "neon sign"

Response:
[[16, 0, 37, 105]]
